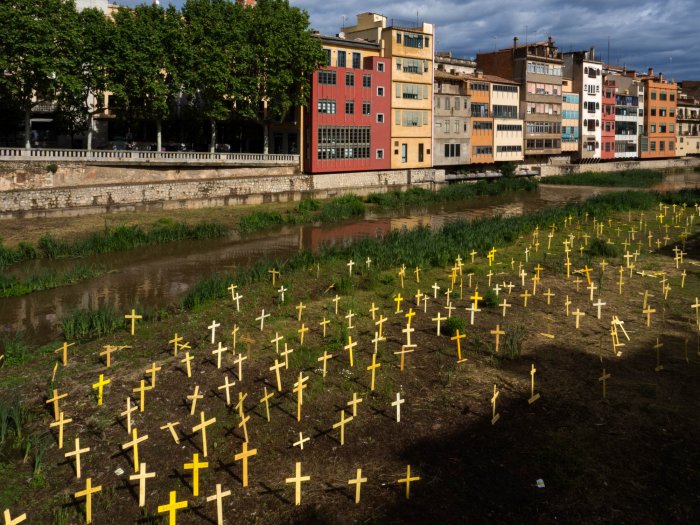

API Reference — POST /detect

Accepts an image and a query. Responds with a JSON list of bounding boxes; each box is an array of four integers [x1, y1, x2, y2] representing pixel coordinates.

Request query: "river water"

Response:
[[2, 169, 699, 344]]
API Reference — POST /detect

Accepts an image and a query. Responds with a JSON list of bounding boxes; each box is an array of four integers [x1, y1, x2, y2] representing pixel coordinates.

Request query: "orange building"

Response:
[[464, 73, 494, 163], [639, 68, 678, 158]]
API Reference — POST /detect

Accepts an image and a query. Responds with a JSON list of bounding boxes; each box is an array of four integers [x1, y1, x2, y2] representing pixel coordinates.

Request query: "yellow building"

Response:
[[344, 13, 434, 169]]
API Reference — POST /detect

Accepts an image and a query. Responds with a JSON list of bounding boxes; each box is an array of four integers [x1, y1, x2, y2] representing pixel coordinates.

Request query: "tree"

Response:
[[181, 0, 245, 152], [0, 0, 80, 149], [56, 7, 113, 149], [108, 4, 183, 152], [236, 0, 326, 153]]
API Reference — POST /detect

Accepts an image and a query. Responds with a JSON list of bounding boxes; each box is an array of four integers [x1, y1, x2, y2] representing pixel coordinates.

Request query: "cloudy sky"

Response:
[[121, 0, 700, 80]]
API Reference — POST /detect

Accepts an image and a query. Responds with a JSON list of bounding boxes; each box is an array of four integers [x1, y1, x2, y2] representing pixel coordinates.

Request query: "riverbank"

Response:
[[0, 188, 697, 523], [543, 169, 664, 187]]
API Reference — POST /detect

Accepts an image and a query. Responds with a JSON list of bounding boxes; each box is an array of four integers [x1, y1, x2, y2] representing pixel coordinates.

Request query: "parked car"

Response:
[[215, 143, 231, 153]]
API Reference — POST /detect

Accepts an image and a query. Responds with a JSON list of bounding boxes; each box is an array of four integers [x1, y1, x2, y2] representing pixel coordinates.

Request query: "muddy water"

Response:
[[2, 169, 699, 344]]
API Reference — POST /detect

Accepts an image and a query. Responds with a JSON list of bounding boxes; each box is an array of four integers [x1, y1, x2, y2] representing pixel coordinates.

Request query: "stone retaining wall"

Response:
[[539, 157, 700, 176]]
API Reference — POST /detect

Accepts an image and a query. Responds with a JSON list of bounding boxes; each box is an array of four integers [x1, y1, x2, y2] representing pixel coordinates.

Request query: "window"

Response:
[[397, 83, 428, 100], [670, 124, 675, 133], [345, 101, 354, 115], [497, 124, 522, 132], [651, 124, 656, 133], [651, 91, 657, 100], [473, 121, 493, 131], [493, 105, 518, 118], [337, 51, 346, 68], [316, 126, 371, 160], [651, 108, 657, 116], [401, 143, 407, 163], [376, 113, 384, 123], [526, 122, 562, 135], [670, 109, 675, 117], [669, 141, 674, 150], [362, 102, 371, 115], [396, 33, 402, 44], [471, 103, 488, 117], [402, 58, 426, 74], [418, 143, 424, 162], [651, 141, 656, 151], [396, 58, 402, 71], [376, 149, 384, 159], [401, 110, 426, 127], [496, 145, 522, 153], [444, 119, 450, 133], [660, 140, 665, 152], [377, 62, 385, 73], [670, 93, 675, 101], [362, 74, 371, 88], [526, 62, 562, 76], [403, 33, 423, 49], [377, 86, 384, 96], [455, 97, 460, 110], [474, 146, 493, 155], [470, 82, 489, 92], [659, 92, 667, 101], [317, 99, 336, 114], [318, 70, 336, 85], [445, 97, 451, 110], [352, 52, 361, 69], [345, 73, 354, 87], [444, 143, 461, 157], [323, 48, 331, 64], [425, 36, 430, 48], [493, 84, 518, 92]]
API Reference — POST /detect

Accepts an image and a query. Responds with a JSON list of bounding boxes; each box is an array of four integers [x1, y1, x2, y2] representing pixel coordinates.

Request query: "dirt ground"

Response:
[[1, 207, 699, 524]]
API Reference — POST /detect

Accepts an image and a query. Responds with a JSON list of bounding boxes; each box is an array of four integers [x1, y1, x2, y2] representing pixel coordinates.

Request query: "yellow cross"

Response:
[[124, 309, 142, 336], [122, 427, 148, 472], [285, 462, 311, 506], [184, 453, 208, 497], [74, 478, 102, 524], [157, 491, 188, 525], [234, 441, 258, 488], [333, 409, 353, 445], [348, 468, 368, 504], [397, 465, 420, 499], [91, 374, 110, 406]]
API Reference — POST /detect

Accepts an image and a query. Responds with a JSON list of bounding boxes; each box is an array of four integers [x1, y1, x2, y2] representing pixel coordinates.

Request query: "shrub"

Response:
[[45, 163, 58, 174], [482, 288, 499, 308], [586, 238, 620, 258], [444, 316, 466, 337], [318, 195, 366, 222], [60, 306, 122, 341]]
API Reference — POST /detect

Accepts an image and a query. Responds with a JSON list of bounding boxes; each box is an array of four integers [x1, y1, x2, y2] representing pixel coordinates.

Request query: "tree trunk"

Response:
[[263, 123, 269, 154], [156, 118, 162, 152], [209, 119, 216, 153], [24, 110, 31, 149], [86, 113, 94, 150]]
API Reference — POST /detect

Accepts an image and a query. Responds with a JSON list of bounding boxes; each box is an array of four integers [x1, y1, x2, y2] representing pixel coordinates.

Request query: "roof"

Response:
[[461, 73, 519, 86], [317, 34, 380, 50], [434, 70, 463, 81]]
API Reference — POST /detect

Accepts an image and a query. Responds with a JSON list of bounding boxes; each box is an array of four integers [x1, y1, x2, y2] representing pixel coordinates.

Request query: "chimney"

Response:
[[648, 67, 654, 77], [476, 70, 483, 79], [513, 36, 519, 49], [589, 47, 595, 60], [659, 72, 664, 82]]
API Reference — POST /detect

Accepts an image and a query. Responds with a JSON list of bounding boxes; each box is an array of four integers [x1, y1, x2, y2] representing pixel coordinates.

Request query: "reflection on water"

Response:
[[1, 169, 699, 344]]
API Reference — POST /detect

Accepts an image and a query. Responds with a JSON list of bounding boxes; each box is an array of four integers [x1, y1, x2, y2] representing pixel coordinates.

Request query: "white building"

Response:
[[564, 50, 603, 160]]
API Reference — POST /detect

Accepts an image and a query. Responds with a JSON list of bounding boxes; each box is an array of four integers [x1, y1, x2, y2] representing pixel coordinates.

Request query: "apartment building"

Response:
[[604, 65, 644, 159], [563, 50, 603, 160], [601, 79, 616, 159], [465, 74, 494, 164], [561, 78, 580, 154], [676, 92, 700, 157], [435, 51, 477, 75], [639, 68, 678, 158], [344, 13, 434, 169], [433, 70, 470, 166], [476, 37, 563, 162], [304, 35, 391, 173], [491, 78, 523, 163]]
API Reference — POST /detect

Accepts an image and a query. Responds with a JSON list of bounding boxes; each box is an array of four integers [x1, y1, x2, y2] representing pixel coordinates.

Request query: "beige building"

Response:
[[344, 13, 434, 169], [561, 78, 579, 154], [491, 79, 523, 162], [433, 70, 470, 166], [677, 93, 700, 157]]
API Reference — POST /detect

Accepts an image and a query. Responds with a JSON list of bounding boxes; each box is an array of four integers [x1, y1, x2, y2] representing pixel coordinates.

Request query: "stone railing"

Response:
[[0, 147, 299, 165]]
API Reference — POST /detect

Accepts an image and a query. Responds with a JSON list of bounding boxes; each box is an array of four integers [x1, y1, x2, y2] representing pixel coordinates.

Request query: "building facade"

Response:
[[601, 79, 616, 159], [344, 13, 434, 169], [561, 78, 580, 154], [640, 68, 678, 159], [433, 70, 470, 167], [477, 37, 563, 162], [676, 92, 700, 157], [491, 78, 524, 163], [465, 74, 494, 164], [604, 65, 644, 159], [564, 50, 602, 160], [304, 35, 391, 174]]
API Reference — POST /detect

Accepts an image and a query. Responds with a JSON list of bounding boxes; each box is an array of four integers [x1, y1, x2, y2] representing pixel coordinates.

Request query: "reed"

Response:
[[544, 169, 663, 188], [0, 265, 104, 298], [60, 305, 123, 341]]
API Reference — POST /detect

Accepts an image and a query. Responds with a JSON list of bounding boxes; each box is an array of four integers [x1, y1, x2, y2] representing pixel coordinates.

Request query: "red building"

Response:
[[601, 79, 616, 159], [304, 35, 391, 174]]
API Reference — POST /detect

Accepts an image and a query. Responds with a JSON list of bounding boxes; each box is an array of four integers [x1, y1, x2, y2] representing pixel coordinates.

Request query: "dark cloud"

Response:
[[120, 0, 700, 80]]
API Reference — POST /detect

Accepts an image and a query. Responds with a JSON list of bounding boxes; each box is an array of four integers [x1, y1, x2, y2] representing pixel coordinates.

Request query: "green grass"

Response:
[[60, 305, 123, 341], [544, 169, 664, 188], [0, 265, 104, 297], [0, 220, 228, 269], [0, 333, 30, 365], [239, 211, 286, 233]]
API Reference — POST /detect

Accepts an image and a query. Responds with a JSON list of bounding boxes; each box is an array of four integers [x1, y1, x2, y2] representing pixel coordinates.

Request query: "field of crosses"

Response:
[[2, 196, 700, 524]]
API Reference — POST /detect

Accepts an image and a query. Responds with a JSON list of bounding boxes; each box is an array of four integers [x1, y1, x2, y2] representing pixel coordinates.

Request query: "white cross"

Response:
[[278, 286, 287, 303], [593, 298, 606, 319], [232, 292, 243, 312], [208, 320, 220, 344], [432, 282, 440, 299], [392, 393, 405, 422], [366, 257, 372, 268], [347, 259, 355, 276], [256, 309, 270, 331], [493, 283, 501, 297], [465, 303, 480, 325]]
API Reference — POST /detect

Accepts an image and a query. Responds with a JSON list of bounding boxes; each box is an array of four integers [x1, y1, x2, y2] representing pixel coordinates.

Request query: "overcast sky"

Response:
[[122, 0, 700, 80]]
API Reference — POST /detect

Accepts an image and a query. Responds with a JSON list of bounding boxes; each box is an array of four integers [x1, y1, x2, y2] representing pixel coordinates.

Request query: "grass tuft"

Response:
[[545, 169, 663, 188]]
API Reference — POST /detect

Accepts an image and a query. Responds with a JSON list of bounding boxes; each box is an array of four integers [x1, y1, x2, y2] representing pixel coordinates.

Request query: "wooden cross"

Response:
[[565, 295, 571, 317], [145, 361, 161, 388], [367, 353, 381, 391], [121, 397, 137, 434], [2, 509, 26, 525], [345, 310, 355, 330], [444, 302, 456, 318], [271, 332, 284, 354], [599, 368, 611, 399], [75, 478, 102, 524], [499, 300, 511, 317], [297, 323, 309, 345], [296, 302, 306, 322], [333, 409, 353, 445], [376, 315, 387, 338], [192, 411, 216, 457], [414, 266, 421, 283], [294, 372, 309, 422], [543, 288, 555, 306], [184, 453, 208, 497], [65, 437, 90, 479], [344, 336, 358, 367], [133, 380, 153, 413], [572, 308, 586, 329], [290, 429, 310, 452], [286, 462, 311, 506], [228, 283, 237, 301], [397, 465, 420, 499], [469, 249, 477, 262], [122, 427, 148, 472], [211, 343, 227, 370], [366, 257, 372, 268], [208, 320, 220, 344], [206, 484, 231, 525], [692, 297, 700, 327], [278, 285, 287, 303], [232, 291, 243, 312], [92, 374, 110, 406], [316, 350, 333, 379], [422, 294, 429, 313], [392, 393, 405, 422], [491, 384, 500, 425], [564, 258, 572, 279], [402, 324, 415, 346], [394, 293, 404, 313], [234, 353, 247, 382], [319, 317, 330, 338], [600, 259, 608, 272], [369, 302, 378, 320], [160, 421, 181, 444], [270, 359, 284, 392], [260, 387, 274, 422], [528, 364, 541, 404], [347, 259, 355, 276], [521, 289, 531, 308], [593, 298, 606, 319], [432, 282, 440, 299], [654, 337, 664, 372], [394, 345, 415, 372], [218, 375, 235, 406], [55, 341, 75, 367], [400, 266, 407, 288], [371, 331, 386, 354], [187, 385, 204, 416], [348, 468, 368, 504], [230, 325, 239, 351], [256, 309, 270, 331], [100, 344, 127, 367], [643, 305, 656, 328], [157, 491, 188, 525], [280, 343, 293, 369], [268, 268, 280, 286], [46, 388, 67, 420], [181, 352, 193, 378], [451, 330, 467, 362], [347, 392, 363, 417], [333, 295, 341, 315], [125, 309, 142, 336], [50, 411, 72, 449], [487, 270, 493, 287], [573, 277, 583, 291], [414, 289, 423, 306], [404, 307, 416, 327], [128, 462, 156, 508], [490, 325, 505, 353], [432, 313, 446, 336], [470, 291, 483, 310], [587, 282, 597, 302], [234, 440, 258, 488]]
